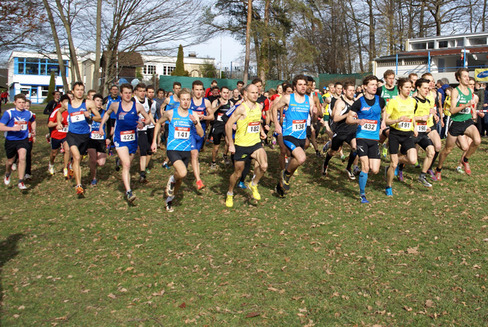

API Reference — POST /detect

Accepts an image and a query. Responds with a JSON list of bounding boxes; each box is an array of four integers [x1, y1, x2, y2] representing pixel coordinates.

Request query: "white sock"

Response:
[[169, 175, 175, 183], [166, 196, 174, 203], [227, 191, 233, 196]]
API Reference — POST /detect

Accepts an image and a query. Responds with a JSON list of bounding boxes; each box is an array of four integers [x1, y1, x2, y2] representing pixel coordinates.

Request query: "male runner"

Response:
[[57, 82, 101, 196], [225, 84, 268, 207], [210, 86, 232, 168], [48, 95, 71, 178], [87, 93, 109, 186], [160, 82, 181, 167], [151, 88, 204, 212]]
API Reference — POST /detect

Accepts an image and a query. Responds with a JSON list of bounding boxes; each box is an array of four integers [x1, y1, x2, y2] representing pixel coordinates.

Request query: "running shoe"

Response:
[[45, 133, 51, 143], [382, 146, 388, 158], [68, 168, 74, 179], [76, 185, 85, 197], [353, 165, 361, 176], [162, 162, 170, 169], [418, 175, 432, 188], [12, 163, 17, 171], [322, 141, 331, 153], [435, 170, 442, 181], [91, 178, 98, 186], [166, 177, 175, 197], [225, 194, 234, 208], [210, 162, 217, 170], [48, 164, 55, 175], [427, 169, 438, 181], [18, 182, 27, 190], [341, 154, 346, 162], [196, 179, 205, 190], [345, 169, 356, 180], [248, 182, 261, 201], [166, 200, 174, 212], [126, 191, 136, 203], [24, 174, 32, 181], [115, 158, 121, 171], [63, 168, 69, 179], [281, 169, 291, 191], [237, 181, 247, 189], [456, 166, 465, 174], [139, 176, 148, 184], [145, 168, 151, 174], [414, 161, 421, 168], [275, 183, 285, 198], [385, 187, 393, 196], [462, 161, 471, 175], [4, 174, 10, 186], [223, 154, 231, 165], [360, 194, 369, 204]]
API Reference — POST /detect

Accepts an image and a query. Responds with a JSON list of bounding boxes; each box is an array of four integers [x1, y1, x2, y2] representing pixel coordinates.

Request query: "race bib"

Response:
[[292, 119, 306, 132], [362, 120, 377, 131], [14, 121, 28, 131], [460, 107, 471, 114], [91, 131, 104, 140], [70, 111, 85, 123], [120, 130, 135, 142], [175, 127, 190, 139], [416, 122, 428, 133], [247, 121, 260, 134], [59, 126, 69, 133], [398, 119, 412, 130], [217, 113, 224, 121]]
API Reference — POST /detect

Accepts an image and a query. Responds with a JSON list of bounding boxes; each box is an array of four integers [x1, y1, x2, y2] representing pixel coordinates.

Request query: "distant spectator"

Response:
[[207, 86, 220, 103], [205, 80, 218, 98], [1, 90, 8, 106], [43, 91, 61, 115]]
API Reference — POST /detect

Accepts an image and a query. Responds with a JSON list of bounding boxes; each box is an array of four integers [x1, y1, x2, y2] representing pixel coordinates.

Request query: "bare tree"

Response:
[[244, 0, 253, 84], [92, 0, 102, 91]]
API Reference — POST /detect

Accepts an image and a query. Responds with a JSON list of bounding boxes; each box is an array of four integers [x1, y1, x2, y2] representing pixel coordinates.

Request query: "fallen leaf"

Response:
[[407, 247, 419, 255], [245, 311, 260, 318], [404, 306, 413, 312], [425, 300, 434, 308], [179, 302, 186, 308], [108, 293, 116, 299]]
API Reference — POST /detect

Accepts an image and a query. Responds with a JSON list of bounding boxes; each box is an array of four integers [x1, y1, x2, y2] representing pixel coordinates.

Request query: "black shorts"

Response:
[[388, 129, 415, 155], [449, 119, 474, 137], [162, 125, 169, 145], [66, 132, 90, 155], [356, 139, 380, 159], [283, 135, 306, 153], [212, 126, 225, 145], [5, 139, 29, 159], [146, 127, 155, 152], [306, 125, 312, 139], [88, 138, 106, 153], [51, 137, 66, 150], [138, 130, 151, 156], [234, 143, 262, 161], [331, 132, 355, 151], [106, 118, 116, 139], [167, 150, 190, 167], [414, 132, 433, 151]]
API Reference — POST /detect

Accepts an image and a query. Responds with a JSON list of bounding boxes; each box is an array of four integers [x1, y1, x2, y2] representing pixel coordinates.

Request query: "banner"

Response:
[[474, 68, 488, 82]]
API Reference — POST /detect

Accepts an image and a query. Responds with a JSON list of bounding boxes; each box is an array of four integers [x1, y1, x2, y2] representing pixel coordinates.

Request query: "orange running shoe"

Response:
[[196, 179, 205, 190]]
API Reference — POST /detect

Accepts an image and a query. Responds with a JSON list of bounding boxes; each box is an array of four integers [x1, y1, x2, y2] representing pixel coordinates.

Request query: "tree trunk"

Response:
[[367, 0, 375, 72], [258, 0, 271, 84], [93, 0, 102, 92], [54, 0, 82, 82], [243, 0, 252, 84], [41, 0, 69, 91], [482, 0, 487, 31]]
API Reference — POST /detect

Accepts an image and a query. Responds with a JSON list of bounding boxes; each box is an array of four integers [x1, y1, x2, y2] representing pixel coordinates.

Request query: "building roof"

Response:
[[408, 32, 488, 43], [8, 51, 69, 62], [374, 46, 488, 62]]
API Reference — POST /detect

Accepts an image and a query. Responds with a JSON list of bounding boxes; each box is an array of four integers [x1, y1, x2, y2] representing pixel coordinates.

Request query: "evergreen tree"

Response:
[[45, 71, 56, 103], [172, 44, 189, 76]]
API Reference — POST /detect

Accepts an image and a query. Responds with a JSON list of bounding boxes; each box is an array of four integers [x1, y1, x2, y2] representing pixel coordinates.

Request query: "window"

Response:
[[144, 65, 156, 75], [14, 57, 67, 76], [428, 41, 434, 49], [412, 42, 426, 50], [25, 62, 39, 75], [41, 86, 50, 97], [163, 66, 176, 75], [456, 39, 464, 47], [439, 41, 448, 48], [469, 37, 487, 46]]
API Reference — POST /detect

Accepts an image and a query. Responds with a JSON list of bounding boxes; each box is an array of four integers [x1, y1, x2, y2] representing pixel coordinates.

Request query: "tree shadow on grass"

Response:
[[0, 233, 23, 326]]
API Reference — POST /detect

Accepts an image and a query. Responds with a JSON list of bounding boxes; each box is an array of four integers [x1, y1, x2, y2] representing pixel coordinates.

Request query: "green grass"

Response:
[[1, 104, 487, 325]]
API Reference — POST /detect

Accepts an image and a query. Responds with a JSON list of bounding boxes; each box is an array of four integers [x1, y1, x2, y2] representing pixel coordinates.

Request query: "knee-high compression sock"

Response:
[[323, 152, 333, 167], [430, 151, 439, 170], [347, 151, 357, 171], [359, 171, 368, 195], [240, 158, 252, 183]]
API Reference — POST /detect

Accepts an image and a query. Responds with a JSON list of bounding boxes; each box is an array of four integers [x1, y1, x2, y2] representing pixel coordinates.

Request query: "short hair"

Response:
[[363, 75, 378, 86], [87, 89, 96, 95], [282, 83, 293, 93], [306, 76, 314, 83], [334, 82, 343, 87], [292, 74, 307, 88], [110, 85, 118, 90], [441, 78, 449, 85], [268, 88, 276, 96], [221, 86, 229, 92], [173, 82, 182, 87], [397, 77, 411, 89], [72, 81, 84, 90], [120, 83, 133, 93], [14, 94, 26, 101], [147, 85, 155, 91], [192, 80, 204, 88], [211, 80, 218, 84], [383, 70, 395, 78], [237, 81, 244, 86], [60, 94, 71, 103], [455, 68, 469, 82], [408, 73, 418, 79], [178, 88, 191, 97], [93, 93, 103, 101], [211, 86, 220, 91], [415, 78, 429, 89], [135, 83, 147, 91], [157, 88, 165, 94], [53, 90, 60, 95], [25, 99, 32, 105], [421, 72, 433, 79], [251, 78, 263, 85], [343, 81, 355, 89]]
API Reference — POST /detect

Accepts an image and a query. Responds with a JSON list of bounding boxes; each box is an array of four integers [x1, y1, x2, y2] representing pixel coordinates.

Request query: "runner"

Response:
[[377, 70, 399, 157], [306, 76, 323, 157], [99, 83, 154, 203], [190, 80, 213, 190], [346, 75, 386, 204], [87, 93, 109, 186], [225, 84, 268, 207], [24, 100, 35, 180], [151, 88, 204, 212], [272, 74, 316, 196], [159, 82, 181, 167], [435, 68, 481, 179], [57, 82, 101, 196], [48, 95, 71, 178], [384, 78, 418, 196], [210, 86, 232, 168], [103, 85, 121, 165], [0, 94, 36, 190], [413, 78, 436, 187], [321, 81, 358, 179]]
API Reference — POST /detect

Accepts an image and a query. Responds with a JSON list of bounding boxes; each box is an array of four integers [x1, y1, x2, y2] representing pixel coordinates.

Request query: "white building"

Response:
[[373, 33, 488, 83]]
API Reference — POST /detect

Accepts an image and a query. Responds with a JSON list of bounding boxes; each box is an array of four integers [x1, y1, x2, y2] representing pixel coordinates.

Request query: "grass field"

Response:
[[1, 104, 487, 326]]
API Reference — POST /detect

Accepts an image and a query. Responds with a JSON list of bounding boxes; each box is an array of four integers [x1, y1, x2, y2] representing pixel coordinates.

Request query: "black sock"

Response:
[[399, 163, 405, 171], [430, 151, 439, 170], [436, 167, 442, 172], [347, 151, 357, 170], [140, 171, 146, 178], [463, 156, 469, 163], [323, 153, 332, 167]]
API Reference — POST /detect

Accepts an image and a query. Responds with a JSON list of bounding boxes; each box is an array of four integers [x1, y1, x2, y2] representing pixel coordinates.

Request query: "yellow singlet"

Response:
[[386, 96, 416, 132], [235, 102, 262, 147]]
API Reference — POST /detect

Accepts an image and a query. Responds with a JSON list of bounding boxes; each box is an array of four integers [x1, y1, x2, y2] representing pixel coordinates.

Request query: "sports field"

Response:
[[1, 105, 487, 325]]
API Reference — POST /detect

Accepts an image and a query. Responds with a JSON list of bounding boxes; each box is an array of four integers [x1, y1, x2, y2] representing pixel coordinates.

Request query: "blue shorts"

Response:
[[191, 133, 205, 152], [283, 135, 306, 153]]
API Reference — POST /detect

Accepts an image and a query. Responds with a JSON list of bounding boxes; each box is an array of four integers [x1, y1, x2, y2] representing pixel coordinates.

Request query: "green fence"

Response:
[[318, 73, 372, 89], [159, 76, 286, 92]]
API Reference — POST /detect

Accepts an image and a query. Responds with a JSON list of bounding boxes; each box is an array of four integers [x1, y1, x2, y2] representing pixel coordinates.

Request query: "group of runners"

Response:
[[0, 68, 484, 210]]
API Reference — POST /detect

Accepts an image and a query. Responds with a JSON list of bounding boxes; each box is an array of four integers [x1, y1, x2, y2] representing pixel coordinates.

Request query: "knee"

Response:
[[473, 137, 481, 147], [260, 162, 268, 172], [297, 155, 306, 165], [390, 161, 398, 169], [98, 159, 106, 166], [371, 167, 379, 174]]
